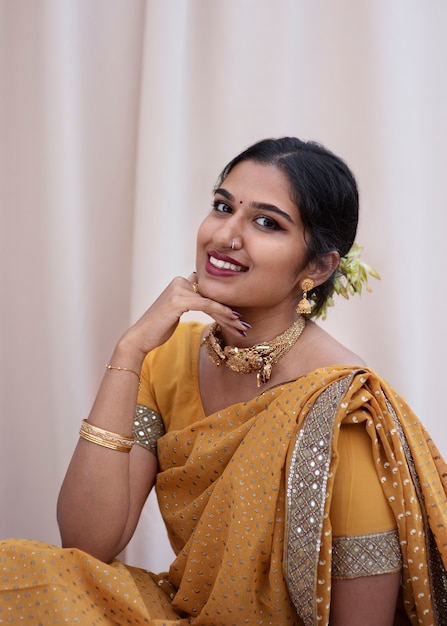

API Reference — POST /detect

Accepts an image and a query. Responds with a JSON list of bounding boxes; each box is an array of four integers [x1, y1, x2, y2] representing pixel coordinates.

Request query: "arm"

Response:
[[57, 275, 247, 563], [57, 344, 157, 563], [329, 423, 402, 623], [57, 443, 158, 563], [330, 573, 401, 626]]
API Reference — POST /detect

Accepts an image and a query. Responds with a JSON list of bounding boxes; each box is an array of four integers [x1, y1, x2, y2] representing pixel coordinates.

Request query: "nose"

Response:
[[212, 215, 241, 251]]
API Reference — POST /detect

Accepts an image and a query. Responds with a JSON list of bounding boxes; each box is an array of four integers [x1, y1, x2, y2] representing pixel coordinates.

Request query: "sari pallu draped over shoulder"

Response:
[[155, 367, 447, 626], [284, 368, 447, 625]]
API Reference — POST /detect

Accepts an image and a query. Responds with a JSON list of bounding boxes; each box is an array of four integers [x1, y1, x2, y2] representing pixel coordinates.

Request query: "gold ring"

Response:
[[192, 282, 199, 294]]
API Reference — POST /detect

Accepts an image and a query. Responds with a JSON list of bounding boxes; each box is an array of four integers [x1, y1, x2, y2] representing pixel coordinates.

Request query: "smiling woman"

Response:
[[1, 137, 446, 626], [196, 160, 315, 316]]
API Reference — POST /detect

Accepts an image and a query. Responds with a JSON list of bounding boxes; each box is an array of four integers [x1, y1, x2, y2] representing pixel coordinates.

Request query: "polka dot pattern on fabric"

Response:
[[1, 365, 447, 625], [0, 539, 185, 625]]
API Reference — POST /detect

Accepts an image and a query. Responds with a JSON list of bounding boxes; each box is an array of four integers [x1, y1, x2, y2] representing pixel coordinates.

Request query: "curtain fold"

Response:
[[1, 0, 446, 573], [0, 0, 146, 543]]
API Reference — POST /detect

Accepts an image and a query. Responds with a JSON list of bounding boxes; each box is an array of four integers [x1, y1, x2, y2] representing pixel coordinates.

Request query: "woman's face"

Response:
[[196, 160, 311, 314]]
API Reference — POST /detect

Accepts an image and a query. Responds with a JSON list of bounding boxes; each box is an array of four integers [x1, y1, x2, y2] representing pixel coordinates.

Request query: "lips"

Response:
[[206, 250, 248, 275], [209, 255, 245, 272]]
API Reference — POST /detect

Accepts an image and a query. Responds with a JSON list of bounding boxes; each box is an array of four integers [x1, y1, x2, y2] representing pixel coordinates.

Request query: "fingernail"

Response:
[[240, 321, 252, 329], [238, 330, 248, 337], [232, 310, 242, 318]]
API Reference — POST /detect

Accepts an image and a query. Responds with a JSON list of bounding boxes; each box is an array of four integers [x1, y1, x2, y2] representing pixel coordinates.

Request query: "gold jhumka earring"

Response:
[[296, 278, 315, 315]]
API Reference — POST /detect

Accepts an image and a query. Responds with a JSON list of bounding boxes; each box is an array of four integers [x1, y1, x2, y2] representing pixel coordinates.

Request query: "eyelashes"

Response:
[[254, 216, 282, 231], [211, 200, 283, 231], [212, 200, 231, 213]]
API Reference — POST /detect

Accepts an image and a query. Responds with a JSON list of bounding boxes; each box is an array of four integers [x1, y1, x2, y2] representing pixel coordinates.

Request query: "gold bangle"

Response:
[[105, 363, 141, 388], [79, 419, 134, 453]]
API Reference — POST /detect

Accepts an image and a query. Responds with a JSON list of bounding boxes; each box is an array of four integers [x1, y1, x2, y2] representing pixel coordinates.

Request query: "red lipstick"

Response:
[[205, 249, 248, 276]]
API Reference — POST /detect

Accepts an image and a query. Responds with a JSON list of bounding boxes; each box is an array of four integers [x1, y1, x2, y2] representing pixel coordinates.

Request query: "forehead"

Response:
[[221, 161, 296, 209]]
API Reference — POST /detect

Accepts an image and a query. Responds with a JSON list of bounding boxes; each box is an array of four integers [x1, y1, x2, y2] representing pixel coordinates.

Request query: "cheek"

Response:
[[195, 220, 212, 268], [267, 249, 307, 289], [196, 217, 212, 245]]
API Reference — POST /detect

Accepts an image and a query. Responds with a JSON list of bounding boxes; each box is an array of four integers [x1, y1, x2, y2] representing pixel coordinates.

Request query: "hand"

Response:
[[115, 273, 249, 363]]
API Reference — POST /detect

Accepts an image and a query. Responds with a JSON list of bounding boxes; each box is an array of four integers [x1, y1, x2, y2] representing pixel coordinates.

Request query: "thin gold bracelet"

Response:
[[105, 363, 141, 388], [79, 419, 134, 453]]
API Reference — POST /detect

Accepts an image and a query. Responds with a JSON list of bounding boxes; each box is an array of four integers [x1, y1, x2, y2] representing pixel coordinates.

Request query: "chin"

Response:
[[199, 281, 235, 307]]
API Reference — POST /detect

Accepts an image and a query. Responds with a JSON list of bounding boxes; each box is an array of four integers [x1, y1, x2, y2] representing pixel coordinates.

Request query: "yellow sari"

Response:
[[1, 322, 447, 625]]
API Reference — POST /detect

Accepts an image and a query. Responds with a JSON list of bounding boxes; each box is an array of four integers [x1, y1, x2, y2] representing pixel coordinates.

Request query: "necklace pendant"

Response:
[[257, 360, 272, 387], [203, 316, 305, 388], [263, 360, 272, 380]]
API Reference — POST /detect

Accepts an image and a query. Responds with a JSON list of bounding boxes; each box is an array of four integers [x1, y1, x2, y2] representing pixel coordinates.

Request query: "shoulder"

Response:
[[138, 321, 207, 419], [154, 322, 206, 356], [298, 320, 366, 371], [144, 321, 206, 367]]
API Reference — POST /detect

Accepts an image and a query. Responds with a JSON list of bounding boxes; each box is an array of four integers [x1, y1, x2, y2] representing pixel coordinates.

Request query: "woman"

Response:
[[1, 137, 447, 625]]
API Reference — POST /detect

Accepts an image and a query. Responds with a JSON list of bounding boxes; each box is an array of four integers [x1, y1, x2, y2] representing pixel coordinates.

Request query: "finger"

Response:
[[198, 300, 252, 338], [187, 272, 199, 294], [172, 276, 248, 335]]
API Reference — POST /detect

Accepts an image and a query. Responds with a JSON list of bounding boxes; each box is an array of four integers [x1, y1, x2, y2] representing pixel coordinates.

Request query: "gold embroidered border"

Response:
[[385, 398, 447, 624], [133, 404, 165, 456], [285, 375, 353, 626], [332, 529, 402, 579]]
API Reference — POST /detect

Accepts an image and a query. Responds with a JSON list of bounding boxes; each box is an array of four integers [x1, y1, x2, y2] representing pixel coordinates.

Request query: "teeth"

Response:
[[210, 255, 244, 272]]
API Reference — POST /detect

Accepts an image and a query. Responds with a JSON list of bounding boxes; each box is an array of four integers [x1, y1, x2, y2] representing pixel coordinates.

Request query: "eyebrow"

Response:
[[214, 187, 294, 223]]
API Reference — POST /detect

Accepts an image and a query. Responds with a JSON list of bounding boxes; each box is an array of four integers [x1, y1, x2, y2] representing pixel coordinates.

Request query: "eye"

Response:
[[212, 200, 232, 214], [255, 216, 282, 231]]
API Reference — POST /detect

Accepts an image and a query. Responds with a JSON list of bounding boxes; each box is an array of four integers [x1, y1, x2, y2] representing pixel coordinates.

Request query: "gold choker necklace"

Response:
[[202, 316, 305, 387]]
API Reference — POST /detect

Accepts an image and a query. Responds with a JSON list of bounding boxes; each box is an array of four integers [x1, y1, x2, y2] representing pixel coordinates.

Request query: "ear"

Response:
[[306, 251, 340, 287]]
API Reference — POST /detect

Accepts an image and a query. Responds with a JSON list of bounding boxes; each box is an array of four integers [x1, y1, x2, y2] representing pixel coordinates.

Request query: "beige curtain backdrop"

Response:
[[1, 0, 446, 573]]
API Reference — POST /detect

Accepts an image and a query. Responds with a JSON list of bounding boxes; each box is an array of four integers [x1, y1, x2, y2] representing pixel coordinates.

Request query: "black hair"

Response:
[[215, 137, 359, 317]]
